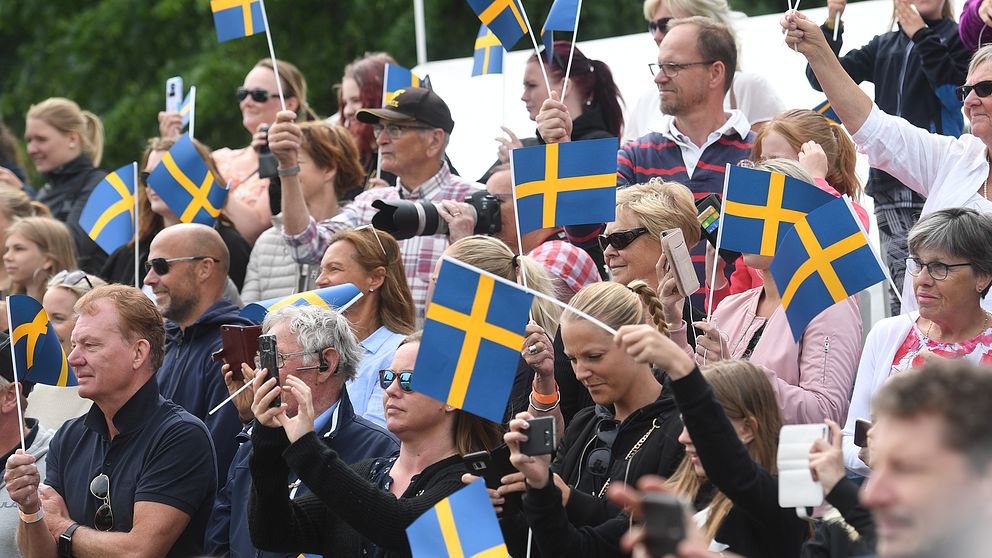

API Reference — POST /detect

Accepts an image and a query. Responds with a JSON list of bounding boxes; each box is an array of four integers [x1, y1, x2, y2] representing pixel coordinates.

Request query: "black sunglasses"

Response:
[[144, 256, 220, 276], [648, 16, 674, 34], [236, 87, 271, 103], [90, 473, 114, 531], [379, 369, 414, 392], [956, 80, 992, 102], [598, 227, 649, 251], [586, 419, 619, 477]]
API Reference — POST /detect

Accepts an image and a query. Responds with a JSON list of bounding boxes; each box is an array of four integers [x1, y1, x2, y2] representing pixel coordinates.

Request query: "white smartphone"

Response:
[[660, 228, 700, 298], [777, 423, 829, 509], [165, 76, 183, 113]]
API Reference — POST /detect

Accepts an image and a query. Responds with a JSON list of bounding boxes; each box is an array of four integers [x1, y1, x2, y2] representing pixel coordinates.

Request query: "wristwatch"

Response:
[[58, 522, 80, 558]]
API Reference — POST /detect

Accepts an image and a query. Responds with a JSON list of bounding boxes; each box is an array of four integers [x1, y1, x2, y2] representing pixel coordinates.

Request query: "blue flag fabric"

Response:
[[146, 134, 228, 226], [383, 64, 427, 106], [770, 197, 886, 341], [180, 88, 194, 129], [78, 163, 135, 255], [466, 0, 528, 50], [8, 295, 75, 387], [541, 0, 579, 61], [512, 137, 618, 235], [720, 165, 836, 257], [240, 284, 362, 323], [412, 258, 532, 424], [813, 100, 840, 124], [407, 480, 508, 558], [473, 25, 504, 76], [211, 0, 266, 43]]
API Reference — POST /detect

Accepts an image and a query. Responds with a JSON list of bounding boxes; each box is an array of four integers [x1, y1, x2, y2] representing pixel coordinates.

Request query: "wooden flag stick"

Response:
[[5, 297, 26, 451]]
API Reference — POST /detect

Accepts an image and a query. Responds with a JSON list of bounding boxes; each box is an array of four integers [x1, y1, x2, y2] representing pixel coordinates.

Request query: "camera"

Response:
[[257, 125, 282, 214], [371, 190, 502, 240]]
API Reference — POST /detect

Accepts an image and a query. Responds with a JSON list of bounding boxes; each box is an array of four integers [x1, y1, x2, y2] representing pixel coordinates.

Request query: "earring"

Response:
[[69, 142, 76, 149], [368, 287, 374, 293]]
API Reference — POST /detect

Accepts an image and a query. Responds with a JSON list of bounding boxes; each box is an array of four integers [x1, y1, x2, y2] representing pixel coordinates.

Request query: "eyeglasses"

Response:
[[648, 60, 717, 79], [906, 257, 972, 281], [90, 473, 114, 531], [48, 269, 94, 290], [648, 16, 674, 34], [379, 369, 414, 391], [144, 256, 220, 276], [586, 419, 619, 477], [598, 227, 649, 251], [956, 80, 992, 102], [355, 224, 387, 257], [254, 350, 318, 370], [372, 123, 434, 140], [236, 87, 271, 103]]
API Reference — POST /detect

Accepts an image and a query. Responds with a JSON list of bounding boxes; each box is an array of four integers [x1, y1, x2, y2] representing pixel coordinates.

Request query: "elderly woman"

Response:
[[784, 14, 992, 313], [843, 208, 992, 475]]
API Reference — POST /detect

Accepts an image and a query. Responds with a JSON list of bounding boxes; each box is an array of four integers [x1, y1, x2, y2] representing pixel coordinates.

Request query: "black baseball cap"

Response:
[[357, 87, 455, 134]]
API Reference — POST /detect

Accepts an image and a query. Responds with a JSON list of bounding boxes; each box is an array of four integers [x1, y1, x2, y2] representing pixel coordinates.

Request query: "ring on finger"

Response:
[[528, 344, 538, 355]]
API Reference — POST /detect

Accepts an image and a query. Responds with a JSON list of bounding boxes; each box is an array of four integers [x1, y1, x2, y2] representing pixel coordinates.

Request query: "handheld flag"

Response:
[[241, 284, 362, 323], [511, 137, 618, 235], [146, 134, 228, 226], [211, 0, 266, 43], [813, 100, 840, 125], [473, 25, 504, 76], [383, 64, 428, 106], [78, 163, 136, 255], [720, 165, 836, 257], [8, 295, 75, 387], [407, 480, 508, 558], [466, 0, 528, 49], [413, 257, 532, 424], [180, 87, 195, 129], [770, 197, 886, 341], [541, 0, 579, 62]]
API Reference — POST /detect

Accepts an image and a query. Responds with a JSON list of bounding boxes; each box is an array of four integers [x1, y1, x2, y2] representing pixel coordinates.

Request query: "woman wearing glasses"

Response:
[[842, 208, 992, 475], [248, 332, 503, 558]]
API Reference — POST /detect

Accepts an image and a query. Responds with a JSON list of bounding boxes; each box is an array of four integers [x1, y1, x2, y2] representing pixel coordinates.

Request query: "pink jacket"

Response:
[[672, 286, 862, 425]]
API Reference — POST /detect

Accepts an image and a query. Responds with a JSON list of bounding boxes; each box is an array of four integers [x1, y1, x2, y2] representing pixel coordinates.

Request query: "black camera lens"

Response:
[[371, 199, 446, 240]]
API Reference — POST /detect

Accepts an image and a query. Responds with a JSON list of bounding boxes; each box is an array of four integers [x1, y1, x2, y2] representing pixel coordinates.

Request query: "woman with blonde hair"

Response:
[[4, 216, 75, 301], [25, 97, 108, 274], [0, 188, 50, 296]]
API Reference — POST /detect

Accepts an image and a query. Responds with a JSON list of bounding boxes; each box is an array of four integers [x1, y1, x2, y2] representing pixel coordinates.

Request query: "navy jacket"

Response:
[[158, 298, 253, 484], [204, 388, 399, 558]]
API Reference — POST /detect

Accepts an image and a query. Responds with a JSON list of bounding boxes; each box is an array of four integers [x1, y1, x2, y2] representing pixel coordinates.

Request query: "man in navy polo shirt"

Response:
[[4, 284, 216, 557]]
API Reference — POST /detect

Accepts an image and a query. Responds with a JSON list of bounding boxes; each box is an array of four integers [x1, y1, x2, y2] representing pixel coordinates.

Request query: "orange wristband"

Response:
[[530, 379, 560, 405]]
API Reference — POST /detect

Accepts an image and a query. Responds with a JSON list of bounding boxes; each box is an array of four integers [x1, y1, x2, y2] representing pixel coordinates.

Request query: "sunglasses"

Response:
[[354, 224, 387, 257], [236, 87, 271, 103], [144, 256, 220, 276], [648, 16, 674, 34], [598, 227, 649, 251], [956, 80, 992, 102], [586, 419, 619, 477], [48, 269, 94, 290], [379, 369, 414, 392], [90, 473, 114, 531]]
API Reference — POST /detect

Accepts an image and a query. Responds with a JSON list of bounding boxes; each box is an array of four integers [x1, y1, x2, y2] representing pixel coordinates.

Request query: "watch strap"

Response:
[[278, 164, 301, 177], [58, 522, 80, 558]]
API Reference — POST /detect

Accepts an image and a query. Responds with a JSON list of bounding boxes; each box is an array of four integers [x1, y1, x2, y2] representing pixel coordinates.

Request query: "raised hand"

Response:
[[535, 91, 572, 144]]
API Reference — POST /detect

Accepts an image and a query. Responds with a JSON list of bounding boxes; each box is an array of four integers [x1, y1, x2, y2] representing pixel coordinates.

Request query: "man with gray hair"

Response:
[[204, 305, 397, 558]]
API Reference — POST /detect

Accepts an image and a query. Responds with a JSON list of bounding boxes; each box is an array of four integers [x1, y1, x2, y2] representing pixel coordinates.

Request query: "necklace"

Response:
[[923, 312, 991, 344]]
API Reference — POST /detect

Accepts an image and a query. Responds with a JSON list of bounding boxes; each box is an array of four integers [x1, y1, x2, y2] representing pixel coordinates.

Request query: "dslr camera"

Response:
[[371, 190, 502, 240]]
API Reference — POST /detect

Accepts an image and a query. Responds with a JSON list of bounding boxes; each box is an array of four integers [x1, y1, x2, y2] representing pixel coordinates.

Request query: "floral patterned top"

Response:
[[891, 321, 992, 371]]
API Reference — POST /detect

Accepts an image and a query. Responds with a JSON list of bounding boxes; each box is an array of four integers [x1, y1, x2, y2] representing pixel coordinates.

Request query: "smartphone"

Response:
[[165, 76, 183, 113], [854, 418, 871, 448], [462, 445, 520, 516], [211, 325, 262, 382], [519, 416, 556, 456], [777, 423, 829, 508], [660, 228, 700, 298], [694, 194, 740, 265], [257, 333, 280, 408], [642, 493, 689, 558]]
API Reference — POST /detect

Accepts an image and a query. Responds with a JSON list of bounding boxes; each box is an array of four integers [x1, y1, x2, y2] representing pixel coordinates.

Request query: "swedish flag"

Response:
[[770, 197, 886, 341], [813, 100, 840, 125], [146, 134, 228, 226], [541, 0, 579, 62], [472, 25, 504, 77], [511, 137, 618, 235], [78, 163, 135, 256], [466, 0, 528, 50], [180, 87, 194, 129], [407, 480, 508, 558], [383, 64, 428, 106], [720, 165, 836, 257], [211, 0, 266, 43], [7, 295, 75, 387], [240, 283, 362, 323], [413, 257, 532, 424]]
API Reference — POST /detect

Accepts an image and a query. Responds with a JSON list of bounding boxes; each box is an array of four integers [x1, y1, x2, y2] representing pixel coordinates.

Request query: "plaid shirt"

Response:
[[284, 163, 482, 318]]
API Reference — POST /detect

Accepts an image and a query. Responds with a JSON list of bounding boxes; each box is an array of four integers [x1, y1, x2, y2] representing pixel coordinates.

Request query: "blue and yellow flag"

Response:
[[413, 257, 532, 424], [720, 165, 836, 257], [211, 0, 266, 43], [180, 87, 195, 129], [541, 0, 579, 62], [466, 0, 528, 50], [146, 134, 228, 226], [770, 197, 886, 341], [813, 100, 840, 125], [7, 295, 75, 387], [383, 64, 428, 106], [407, 480, 508, 558], [473, 25, 504, 77], [240, 283, 362, 323], [511, 137, 618, 235], [78, 163, 136, 256]]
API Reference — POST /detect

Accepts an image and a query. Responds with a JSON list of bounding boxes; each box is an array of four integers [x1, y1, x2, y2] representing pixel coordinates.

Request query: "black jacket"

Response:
[[802, 478, 876, 558], [36, 154, 108, 274]]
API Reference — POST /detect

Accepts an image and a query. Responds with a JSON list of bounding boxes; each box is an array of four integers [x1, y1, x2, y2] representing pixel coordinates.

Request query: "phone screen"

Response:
[[698, 205, 720, 235]]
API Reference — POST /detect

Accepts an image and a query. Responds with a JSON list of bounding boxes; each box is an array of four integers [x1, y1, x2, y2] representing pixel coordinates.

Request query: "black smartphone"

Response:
[[257, 334, 280, 408], [642, 493, 688, 558], [519, 416, 556, 456], [694, 193, 740, 265], [854, 418, 871, 448], [462, 445, 520, 516]]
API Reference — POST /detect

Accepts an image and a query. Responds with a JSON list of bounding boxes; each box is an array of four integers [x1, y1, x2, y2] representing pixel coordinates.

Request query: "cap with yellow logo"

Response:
[[357, 87, 454, 134]]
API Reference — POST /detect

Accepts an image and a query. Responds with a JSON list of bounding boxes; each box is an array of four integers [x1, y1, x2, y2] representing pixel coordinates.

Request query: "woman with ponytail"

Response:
[[25, 97, 108, 274]]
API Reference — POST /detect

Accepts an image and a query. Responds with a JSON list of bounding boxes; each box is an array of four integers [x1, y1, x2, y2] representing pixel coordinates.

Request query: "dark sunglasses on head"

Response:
[[90, 473, 114, 532], [236, 87, 271, 103], [144, 256, 220, 276], [598, 227, 649, 251], [956, 80, 992, 102], [379, 369, 414, 392], [648, 16, 674, 34], [586, 419, 619, 477]]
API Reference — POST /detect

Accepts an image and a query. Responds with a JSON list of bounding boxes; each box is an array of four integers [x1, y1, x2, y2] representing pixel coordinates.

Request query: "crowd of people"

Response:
[[1, 0, 992, 556]]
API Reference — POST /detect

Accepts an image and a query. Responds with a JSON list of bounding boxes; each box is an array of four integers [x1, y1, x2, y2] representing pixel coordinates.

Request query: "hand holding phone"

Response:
[[211, 325, 262, 382], [778, 423, 829, 509], [463, 445, 521, 516], [257, 334, 280, 408], [519, 416, 556, 456], [642, 493, 689, 558], [165, 76, 183, 113], [660, 228, 700, 298]]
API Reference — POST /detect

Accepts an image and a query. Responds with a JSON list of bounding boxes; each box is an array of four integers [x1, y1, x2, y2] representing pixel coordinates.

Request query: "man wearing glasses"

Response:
[[144, 223, 251, 484], [5, 285, 216, 557], [204, 305, 397, 558]]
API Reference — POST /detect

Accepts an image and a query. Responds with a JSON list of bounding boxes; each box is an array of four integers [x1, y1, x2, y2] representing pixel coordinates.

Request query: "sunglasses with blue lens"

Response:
[[379, 369, 414, 392]]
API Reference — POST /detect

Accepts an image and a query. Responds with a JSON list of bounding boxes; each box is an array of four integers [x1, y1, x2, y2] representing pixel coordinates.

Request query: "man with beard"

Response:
[[144, 223, 251, 483]]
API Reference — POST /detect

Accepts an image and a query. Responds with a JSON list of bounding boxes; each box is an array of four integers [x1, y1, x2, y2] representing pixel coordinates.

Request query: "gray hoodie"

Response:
[[0, 419, 55, 557]]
